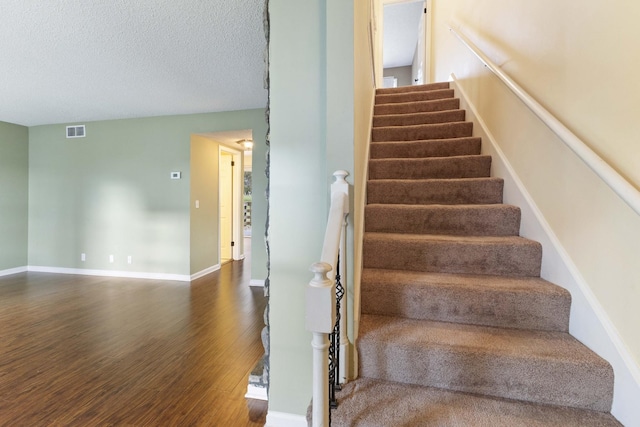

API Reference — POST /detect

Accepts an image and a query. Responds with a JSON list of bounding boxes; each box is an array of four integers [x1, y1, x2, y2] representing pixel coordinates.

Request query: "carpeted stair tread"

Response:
[[363, 233, 542, 276], [367, 177, 504, 205], [361, 269, 570, 331], [376, 88, 454, 105], [336, 81, 618, 423], [369, 155, 491, 180], [376, 82, 450, 95], [373, 109, 466, 127], [372, 121, 472, 142], [374, 98, 460, 116], [358, 315, 614, 411], [370, 137, 481, 159], [330, 378, 622, 427], [365, 204, 521, 236]]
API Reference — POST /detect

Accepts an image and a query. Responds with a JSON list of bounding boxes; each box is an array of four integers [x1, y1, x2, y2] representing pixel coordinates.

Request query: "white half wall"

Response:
[[265, 411, 307, 427]]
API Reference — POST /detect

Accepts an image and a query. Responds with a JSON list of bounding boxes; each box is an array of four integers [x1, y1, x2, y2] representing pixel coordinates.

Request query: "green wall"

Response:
[[0, 121, 29, 271], [28, 109, 267, 277], [250, 115, 269, 284], [269, 0, 355, 417], [190, 134, 221, 274]]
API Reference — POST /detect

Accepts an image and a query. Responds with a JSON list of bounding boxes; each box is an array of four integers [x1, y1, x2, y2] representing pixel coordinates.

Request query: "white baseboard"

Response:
[[0, 266, 27, 277], [190, 264, 221, 281], [250, 279, 265, 287], [451, 74, 640, 425], [27, 266, 191, 282], [245, 384, 268, 401], [265, 411, 307, 427]]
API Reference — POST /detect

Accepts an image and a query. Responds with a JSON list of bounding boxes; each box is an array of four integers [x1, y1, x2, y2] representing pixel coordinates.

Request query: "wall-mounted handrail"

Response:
[[449, 25, 640, 216], [306, 170, 350, 427]]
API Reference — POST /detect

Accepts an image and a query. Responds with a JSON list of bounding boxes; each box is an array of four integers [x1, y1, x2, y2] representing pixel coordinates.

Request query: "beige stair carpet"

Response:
[[328, 82, 621, 426]]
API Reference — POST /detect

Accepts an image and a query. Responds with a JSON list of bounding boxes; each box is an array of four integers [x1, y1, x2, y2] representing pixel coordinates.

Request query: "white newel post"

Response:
[[306, 262, 336, 427]]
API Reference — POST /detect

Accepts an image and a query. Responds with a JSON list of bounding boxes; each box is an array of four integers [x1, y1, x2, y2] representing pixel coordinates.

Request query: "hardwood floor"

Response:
[[0, 245, 268, 426]]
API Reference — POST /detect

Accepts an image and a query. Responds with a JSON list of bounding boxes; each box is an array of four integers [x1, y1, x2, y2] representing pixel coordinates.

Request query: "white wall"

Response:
[[431, 1, 640, 424]]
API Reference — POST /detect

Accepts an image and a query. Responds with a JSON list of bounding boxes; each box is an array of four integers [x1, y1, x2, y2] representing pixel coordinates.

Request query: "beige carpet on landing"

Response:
[[329, 82, 621, 426]]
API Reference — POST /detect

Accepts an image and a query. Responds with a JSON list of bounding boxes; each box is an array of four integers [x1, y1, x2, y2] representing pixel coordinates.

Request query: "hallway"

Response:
[[0, 240, 267, 426]]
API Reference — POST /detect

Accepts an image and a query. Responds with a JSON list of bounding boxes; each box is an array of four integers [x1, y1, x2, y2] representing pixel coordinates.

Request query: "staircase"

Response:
[[331, 83, 621, 426]]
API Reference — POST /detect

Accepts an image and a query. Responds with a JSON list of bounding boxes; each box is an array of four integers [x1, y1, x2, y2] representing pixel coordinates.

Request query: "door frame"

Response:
[[218, 146, 244, 263]]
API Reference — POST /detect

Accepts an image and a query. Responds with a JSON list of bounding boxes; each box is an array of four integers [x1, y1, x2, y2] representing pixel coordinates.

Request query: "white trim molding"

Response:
[[244, 384, 268, 401], [265, 411, 307, 427], [250, 279, 265, 287], [190, 264, 221, 281], [451, 75, 640, 424], [0, 266, 28, 277], [27, 266, 191, 282]]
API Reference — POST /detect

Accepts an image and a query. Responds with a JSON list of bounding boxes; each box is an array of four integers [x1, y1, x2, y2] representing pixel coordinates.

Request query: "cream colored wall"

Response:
[[0, 121, 28, 272], [433, 0, 640, 188], [431, 1, 640, 423], [373, 0, 384, 86], [354, 0, 376, 376]]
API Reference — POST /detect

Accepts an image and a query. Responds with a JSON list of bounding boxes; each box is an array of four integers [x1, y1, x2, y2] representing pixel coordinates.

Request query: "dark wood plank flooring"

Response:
[[0, 244, 267, 426]]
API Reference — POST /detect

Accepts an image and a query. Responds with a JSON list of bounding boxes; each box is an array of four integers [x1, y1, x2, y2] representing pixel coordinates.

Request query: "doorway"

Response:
[[220, 151, 233, 263], [219, 147, 243, 264], [382, 0, 430, 87]]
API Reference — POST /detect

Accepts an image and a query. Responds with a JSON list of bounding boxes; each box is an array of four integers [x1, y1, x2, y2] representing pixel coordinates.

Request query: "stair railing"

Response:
[[306, 170, 350, 427], [449, 25, 640, 216]]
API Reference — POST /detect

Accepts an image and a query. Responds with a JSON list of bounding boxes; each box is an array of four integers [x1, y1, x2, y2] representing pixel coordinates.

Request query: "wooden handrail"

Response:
[[449, 25, 640, 216], [321, 171, 349, 278]]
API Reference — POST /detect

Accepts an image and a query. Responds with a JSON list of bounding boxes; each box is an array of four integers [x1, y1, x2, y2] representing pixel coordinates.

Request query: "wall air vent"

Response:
[[66, 125, 86, 138]]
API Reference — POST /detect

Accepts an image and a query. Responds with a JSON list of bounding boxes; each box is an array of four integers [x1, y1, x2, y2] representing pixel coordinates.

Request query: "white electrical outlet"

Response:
[[127, 255, 132, 264], [195, 200, 200, 209], [81, 253, 86, 262], [109, 254, 114, 263], [171, 171, 181, 179]]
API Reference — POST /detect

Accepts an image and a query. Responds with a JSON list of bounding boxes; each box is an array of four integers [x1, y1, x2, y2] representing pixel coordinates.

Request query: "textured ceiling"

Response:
[[383, 0, 423, 69], [0, 0, 267, 126]]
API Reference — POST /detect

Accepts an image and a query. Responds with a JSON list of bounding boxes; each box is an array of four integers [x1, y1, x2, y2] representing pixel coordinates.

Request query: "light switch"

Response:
[[195, 200, 200, 209]]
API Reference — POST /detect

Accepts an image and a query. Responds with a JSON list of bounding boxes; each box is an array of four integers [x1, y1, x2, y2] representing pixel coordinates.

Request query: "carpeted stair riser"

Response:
[[369, 155, 491, 180], [374, 98, 459, 116], [363, 233, 542, 277], [358, 315, 614, 412], [370, 137, 481, 159], [361, 269, 570, 331], [375, 88, 454, 105], [331, 378, 620, 427], [367, 178, 504, 205], [373, 109, 466, 127], [376, 81, 450, 94], [365, 204, 521, 236], [372, 122, 473, 142]]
